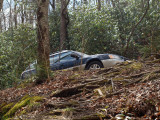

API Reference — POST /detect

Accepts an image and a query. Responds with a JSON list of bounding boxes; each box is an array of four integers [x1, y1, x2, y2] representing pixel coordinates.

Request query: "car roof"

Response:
[[49, 50, 70, 56]]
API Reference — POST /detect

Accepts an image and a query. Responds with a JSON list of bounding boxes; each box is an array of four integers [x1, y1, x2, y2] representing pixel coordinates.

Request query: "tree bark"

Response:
[[9, 0, 13, 28], [2, 9, 6, 31], [0, 0, 2, 32], [83, 0, 87, 4], [73, 0, 75, 10], [14, 0, 17, 28], [111, 0, 115, 7], [60, 0, 70, 50], [0, 0, 3, 11], [50, 0, 55, 11], [36, 0, 50, 84], [97, 0, 101, 11], [21, 1, 24, 24], [0, 15, 2, 32]]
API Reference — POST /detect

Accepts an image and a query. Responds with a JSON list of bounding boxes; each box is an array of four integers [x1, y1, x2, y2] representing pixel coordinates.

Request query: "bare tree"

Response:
[[60, 0, 70, 50], [36, 0, 50, 84]]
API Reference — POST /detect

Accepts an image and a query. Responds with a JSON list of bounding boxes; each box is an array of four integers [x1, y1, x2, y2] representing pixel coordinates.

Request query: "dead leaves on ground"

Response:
[[0, 60, 160, 119]]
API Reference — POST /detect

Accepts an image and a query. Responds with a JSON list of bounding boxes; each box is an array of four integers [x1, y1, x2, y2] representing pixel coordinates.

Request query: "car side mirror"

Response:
[[71, 53, 79, 60]]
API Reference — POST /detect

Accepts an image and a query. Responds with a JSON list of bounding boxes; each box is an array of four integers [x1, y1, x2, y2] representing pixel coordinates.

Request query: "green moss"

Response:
[[1, 95, 43, 120], [21, 95, 31, 101], [1, 103, 14, 115], [96, 112, 106, 118], [27, 102, 41, 113], [2, 97, 31, 119], [106, 72, 120, 77], [69, 74, 80, 80], [0, 103, 7, 109], [128, 62, 142, 70], [63, 107, 74, 112], [113, 77, 124, 81], [31, 96, 43, 102]]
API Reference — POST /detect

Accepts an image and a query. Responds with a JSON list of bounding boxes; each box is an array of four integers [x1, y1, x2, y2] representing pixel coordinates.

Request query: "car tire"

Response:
[[86, 61, 103, 70]]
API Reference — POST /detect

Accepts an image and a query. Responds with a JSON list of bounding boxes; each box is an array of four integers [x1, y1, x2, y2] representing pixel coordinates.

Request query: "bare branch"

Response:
[[125, 0, 150, 54]]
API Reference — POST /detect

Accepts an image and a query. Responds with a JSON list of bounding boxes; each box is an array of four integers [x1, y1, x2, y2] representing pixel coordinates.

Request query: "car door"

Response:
[[50, 51, 73, 70], [58, 54, 80, 69]]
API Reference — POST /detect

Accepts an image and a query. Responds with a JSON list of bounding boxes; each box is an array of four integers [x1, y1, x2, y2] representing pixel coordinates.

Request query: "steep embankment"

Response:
[[0, 60, 160, 120]]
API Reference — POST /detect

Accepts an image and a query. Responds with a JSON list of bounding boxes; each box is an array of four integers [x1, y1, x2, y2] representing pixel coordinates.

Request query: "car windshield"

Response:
[[26, 51, 72, 70]]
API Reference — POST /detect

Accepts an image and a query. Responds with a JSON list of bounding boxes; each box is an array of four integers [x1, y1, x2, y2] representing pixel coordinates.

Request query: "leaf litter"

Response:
[[0, 60, 160, 120]]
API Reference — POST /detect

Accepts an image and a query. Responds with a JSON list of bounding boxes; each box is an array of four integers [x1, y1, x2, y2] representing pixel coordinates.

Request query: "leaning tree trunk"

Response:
[[60, 0, 70, 50], [36, 0, 50, 84]]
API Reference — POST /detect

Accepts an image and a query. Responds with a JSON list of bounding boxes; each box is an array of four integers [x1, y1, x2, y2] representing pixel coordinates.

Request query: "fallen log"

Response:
[[51, 79, 110, 97]]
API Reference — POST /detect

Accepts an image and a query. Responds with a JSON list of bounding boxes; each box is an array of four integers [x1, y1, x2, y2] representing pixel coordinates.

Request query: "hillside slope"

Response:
[[0, 60, 160, 120]]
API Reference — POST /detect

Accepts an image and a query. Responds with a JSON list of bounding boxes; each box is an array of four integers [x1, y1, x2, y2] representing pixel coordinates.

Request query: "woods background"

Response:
[[0, 0, 160, 89]]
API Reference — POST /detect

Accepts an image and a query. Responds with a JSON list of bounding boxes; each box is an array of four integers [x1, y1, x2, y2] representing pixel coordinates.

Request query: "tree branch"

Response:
[[125, 0, 150, 54]]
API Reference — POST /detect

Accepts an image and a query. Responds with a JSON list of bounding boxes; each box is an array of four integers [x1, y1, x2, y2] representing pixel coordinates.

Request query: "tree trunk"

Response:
[[0, 0, 3, 11], [24, 0, 28, 23], [0, 0, 3, 31], [111, 0, 115, 7], [73, 0, 75, 10], [9, 0, 13, 28], [29, 10, 33, 25], [14, 0, 17, 28], [2, 9, 6, 31], [60, 0, 70, 50], [0, 15, 2, 32], [50, 0, 55, 11], [83, 0, 87, 4], [36, 0, 50, 84], [97, 0, 101, 11]]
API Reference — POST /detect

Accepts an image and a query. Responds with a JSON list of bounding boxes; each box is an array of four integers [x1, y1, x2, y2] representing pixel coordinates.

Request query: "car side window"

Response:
[[50, 54, 59, 64], [50, 51, 72, 64], [60, 55, 76, 62]]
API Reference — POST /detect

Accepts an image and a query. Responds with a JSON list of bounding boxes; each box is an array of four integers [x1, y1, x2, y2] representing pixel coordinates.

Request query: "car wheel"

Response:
[[86, 61, 103, 70]]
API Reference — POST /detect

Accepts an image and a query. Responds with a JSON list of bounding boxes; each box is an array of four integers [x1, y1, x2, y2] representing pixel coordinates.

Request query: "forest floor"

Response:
[[0, 59, 160, 120]]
